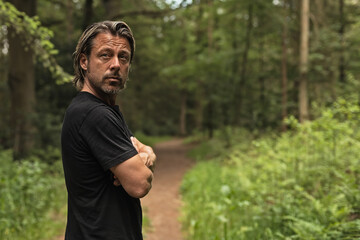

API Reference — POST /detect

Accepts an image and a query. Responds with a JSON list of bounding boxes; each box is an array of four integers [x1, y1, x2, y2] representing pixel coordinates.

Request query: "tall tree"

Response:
[[178, 20, 188, 136], [194, 1, 205, 131], [235, 1, 253, 124], [102, 0, 121, 20], [7, 0, 37, 160], [299, 0, 309, 122], [66, 0, 75, 44], [83, 0, 94, 30], [281, 0, 289, 131], [205, 0, 215, 138], [338, 0, 345, 83], [230, 1, 240, 126]]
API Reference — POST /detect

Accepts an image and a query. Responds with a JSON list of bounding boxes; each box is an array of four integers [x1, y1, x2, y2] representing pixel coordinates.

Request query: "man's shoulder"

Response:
[[67, 92, 108, 115], [64, 92, 109, 125], [70, 91, 103, 107], [63, 92, 128, 135]]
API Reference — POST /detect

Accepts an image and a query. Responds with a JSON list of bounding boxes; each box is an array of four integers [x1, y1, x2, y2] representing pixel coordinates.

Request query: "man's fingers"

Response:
[[131, 137, 139, 151], [113, 178, 121, 186], [139, 152, 149, 165], [131, 137, 156, 171]]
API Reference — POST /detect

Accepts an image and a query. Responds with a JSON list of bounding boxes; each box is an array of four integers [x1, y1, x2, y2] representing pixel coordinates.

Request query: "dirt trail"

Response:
[[141, 138, 194, 240]]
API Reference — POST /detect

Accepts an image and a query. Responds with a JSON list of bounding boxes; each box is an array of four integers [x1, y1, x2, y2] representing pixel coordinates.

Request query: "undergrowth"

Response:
[[133, 131, 172, 147], [181, 98, 360, 240], [0, 149, 66, 240]]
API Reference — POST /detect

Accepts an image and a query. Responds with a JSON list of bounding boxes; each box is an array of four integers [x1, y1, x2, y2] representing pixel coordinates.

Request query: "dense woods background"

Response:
[[1, 0, 360, 239], [1, 0, 359, 159]]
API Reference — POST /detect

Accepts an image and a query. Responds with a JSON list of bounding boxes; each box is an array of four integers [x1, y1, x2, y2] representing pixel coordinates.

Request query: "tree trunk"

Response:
[[257, 39, 265, 129], [179, 92, 187, 136], [83, 0, 94, 30], [102, 0, 121, 20], [299, 0, 309, 123], [281, 0, 289, 131], [235, 2, 253, 125], [205, 99, 214, 139], [8, 0, 37, 160], [66, 0, 74, 43], [338, 0, 345, 83], [240, 3, 253, 87], [194, 1, 204, 131], [230, 1, 239, 126], [207, 0, 214, 138]]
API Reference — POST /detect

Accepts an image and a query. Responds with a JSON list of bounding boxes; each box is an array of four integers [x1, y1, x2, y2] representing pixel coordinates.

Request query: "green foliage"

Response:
[[186, 127, 253, 162], [181, 99, 360, 240], [0, 150, 66, 240], [133, 131, 172, 147], [0, 0, 71, 83]]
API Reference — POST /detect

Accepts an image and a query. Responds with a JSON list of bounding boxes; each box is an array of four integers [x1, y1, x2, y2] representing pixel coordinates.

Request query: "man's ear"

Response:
[[79, 53, 88, 71]]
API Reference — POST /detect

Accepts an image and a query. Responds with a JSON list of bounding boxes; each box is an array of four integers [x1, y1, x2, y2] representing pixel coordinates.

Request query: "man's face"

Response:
[[80, 32, 131, 95]]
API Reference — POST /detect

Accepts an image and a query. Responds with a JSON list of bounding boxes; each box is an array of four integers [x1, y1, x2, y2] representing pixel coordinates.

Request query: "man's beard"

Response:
[[104, 87, 122, 95], [102, 79, 127, 95], [87, 64, 129, 95]]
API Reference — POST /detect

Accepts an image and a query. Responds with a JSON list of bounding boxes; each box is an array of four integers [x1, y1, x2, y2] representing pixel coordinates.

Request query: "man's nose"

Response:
[[110, 57, 121, 71]]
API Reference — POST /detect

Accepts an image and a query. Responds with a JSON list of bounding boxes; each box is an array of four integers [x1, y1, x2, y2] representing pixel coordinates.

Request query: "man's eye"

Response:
[[99, 52, 112, 59], [120, 55, 129, 62]]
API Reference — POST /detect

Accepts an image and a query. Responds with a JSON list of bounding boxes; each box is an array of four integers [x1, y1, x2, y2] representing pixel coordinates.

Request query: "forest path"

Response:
[[141, 138, 195, 240]]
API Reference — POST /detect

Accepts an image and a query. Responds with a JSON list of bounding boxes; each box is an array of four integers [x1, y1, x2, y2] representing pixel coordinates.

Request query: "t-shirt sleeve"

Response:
[[79, 106, 138, 171]]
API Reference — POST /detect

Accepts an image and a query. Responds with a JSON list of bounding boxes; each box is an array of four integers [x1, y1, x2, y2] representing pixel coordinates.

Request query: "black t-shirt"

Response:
[[61, 92, 142, 240]]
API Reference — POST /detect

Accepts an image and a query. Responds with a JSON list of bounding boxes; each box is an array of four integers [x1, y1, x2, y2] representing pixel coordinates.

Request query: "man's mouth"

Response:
[[106, 76, 122, 84], [107, 76, 121, 80]]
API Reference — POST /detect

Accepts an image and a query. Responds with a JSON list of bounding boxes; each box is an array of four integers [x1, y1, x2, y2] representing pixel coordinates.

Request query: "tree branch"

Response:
[[110, 2, 200, 20], [110, 8, 173, 20]]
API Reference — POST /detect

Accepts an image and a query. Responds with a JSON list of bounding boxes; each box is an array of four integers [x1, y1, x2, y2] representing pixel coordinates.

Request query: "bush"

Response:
[[0, 150, 65, 240], [181, 99, 360, 240], [133, 131, 172, 147]]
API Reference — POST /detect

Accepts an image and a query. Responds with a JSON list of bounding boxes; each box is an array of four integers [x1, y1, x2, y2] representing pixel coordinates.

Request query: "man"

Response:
[[61, 21, 156, 240]]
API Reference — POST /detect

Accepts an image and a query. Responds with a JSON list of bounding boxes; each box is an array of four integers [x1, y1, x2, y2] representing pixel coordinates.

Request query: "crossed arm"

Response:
[[110, 137, 156, 198], [131, 137, 156, 172]]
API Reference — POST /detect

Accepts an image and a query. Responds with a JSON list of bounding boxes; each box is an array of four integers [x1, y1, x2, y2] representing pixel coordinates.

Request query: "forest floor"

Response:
[[142, 138, 195, 240], [53, 138, 195, 240]]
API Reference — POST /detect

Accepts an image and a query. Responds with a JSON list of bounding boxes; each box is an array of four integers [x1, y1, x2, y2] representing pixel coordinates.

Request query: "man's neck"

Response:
[[81, 85, 116, 106]]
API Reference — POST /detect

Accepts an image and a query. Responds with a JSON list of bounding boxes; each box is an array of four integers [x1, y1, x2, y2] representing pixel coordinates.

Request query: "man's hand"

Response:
[[131, 137, 156, 172], [113, 175, 121, 187]]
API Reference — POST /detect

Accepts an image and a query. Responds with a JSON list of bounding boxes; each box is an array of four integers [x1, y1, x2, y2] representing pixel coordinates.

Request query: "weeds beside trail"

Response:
[[181, 99, 360, 240]]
